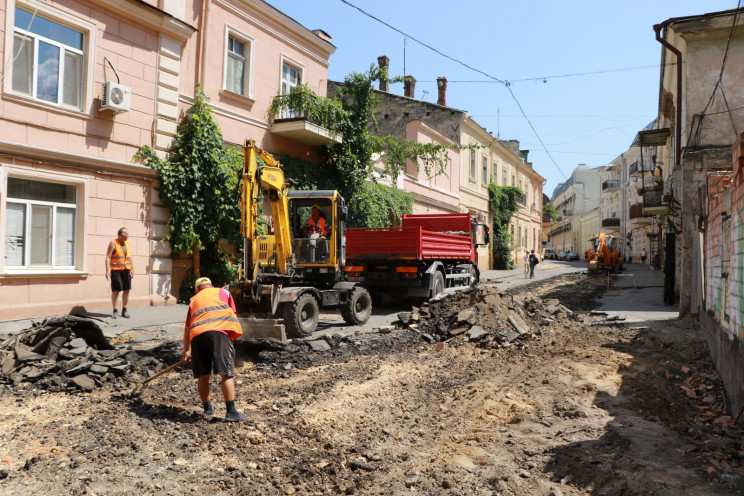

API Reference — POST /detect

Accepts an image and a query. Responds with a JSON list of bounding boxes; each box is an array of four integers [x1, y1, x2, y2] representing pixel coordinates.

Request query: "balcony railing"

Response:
[[516, 194, 527, 206], [602, 180, 621, 191], [562, 209, 573, 217], [549, 222, 571, 237], [602, 217, 620, 227], [270, 85, 345, 145]]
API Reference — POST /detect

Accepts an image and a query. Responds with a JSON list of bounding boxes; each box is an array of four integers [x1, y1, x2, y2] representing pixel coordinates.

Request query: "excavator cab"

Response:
[[287, 190, 347, 286], [586, 233, 623, 274]]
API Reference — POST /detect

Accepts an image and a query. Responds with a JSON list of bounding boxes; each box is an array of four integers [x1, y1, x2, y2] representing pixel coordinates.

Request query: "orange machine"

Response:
[[586, 233, 624, 274]]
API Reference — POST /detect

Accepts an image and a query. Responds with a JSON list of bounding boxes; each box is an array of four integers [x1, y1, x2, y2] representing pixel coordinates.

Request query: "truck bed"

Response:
[[346, 226, 473, 262]]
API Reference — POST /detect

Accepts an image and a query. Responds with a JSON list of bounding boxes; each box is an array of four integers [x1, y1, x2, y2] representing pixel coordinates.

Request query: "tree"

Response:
[[488, 183, 523, 269], [133, 85, 242, 300], [543, 203, 558, 222]]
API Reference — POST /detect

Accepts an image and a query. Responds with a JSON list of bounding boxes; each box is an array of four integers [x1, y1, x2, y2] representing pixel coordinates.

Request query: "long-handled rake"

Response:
[[129, 359, 187, 398]]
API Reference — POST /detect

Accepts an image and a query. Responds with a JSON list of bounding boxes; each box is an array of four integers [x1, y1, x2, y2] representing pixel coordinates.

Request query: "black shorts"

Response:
[[191, 331, 235, 378], [110, 270, 131, 292]]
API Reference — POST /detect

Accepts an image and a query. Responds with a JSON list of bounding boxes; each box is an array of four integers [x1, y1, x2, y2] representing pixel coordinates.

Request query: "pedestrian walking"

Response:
[[523, 250, 530, 278], [183, 277, 250, 421], [528, 249, 540, 279], [105, 227, 133, 319], [640, 247, 647, 267]]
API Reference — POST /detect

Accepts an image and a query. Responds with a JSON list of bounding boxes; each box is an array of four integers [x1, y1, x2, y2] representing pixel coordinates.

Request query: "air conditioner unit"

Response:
[[100, 82, 131, 112]]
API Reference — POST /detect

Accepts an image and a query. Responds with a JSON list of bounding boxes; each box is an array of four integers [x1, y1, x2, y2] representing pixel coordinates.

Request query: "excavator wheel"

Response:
[[341, 287, 372, 325], [283, 293, 319, 338]]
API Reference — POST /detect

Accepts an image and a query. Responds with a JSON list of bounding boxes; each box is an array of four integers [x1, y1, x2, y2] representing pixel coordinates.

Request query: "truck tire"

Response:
[[431, 271, 445, 299], [469, 267, 478, 289], [341, 287, 372, 325], [283, 293, 319, 338]]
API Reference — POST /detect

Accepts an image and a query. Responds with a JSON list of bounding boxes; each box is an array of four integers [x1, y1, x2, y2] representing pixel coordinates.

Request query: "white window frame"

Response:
[[469, 148, 476, 181], [223, 26, 253, 98], [482, 155, 488, 185], [3, 0, 96, 113], [278, 55, 304, 119], [1, 168, 88, 276]]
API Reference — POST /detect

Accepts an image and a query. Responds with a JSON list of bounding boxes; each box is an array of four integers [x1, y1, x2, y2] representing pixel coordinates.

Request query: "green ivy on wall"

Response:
[[133, 85, 243, 300], [488, 183, 523, 269]]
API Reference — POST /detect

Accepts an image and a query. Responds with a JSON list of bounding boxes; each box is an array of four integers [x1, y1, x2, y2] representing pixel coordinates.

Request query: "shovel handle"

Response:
[[142, 358, 187, 385]]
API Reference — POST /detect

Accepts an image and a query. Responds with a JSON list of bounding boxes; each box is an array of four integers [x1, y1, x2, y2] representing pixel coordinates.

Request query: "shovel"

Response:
[[129, 358, 187, 398]]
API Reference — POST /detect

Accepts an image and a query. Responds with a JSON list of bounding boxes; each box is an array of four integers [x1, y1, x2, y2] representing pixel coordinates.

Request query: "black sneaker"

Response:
[[112, 309, 118, 319], [225, 411, 250, 422], [203, 407, 216, 417], [122, 308, 130, 318]]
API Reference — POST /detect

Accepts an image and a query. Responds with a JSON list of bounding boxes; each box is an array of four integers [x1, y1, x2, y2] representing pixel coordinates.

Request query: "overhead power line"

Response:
[[338, 0, 568, 180]]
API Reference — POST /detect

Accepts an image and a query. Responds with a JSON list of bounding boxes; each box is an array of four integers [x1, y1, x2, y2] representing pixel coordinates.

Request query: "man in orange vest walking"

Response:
[[183, 277, 249, 421], [105, 227, 134, 319]]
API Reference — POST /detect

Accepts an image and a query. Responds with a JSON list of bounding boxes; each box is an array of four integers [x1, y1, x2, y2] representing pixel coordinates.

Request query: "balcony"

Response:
[[270, 86, 345, 146], [629, 160, 655, 177], [641, 187, 670, 216], [602, 217, 620, 227], [562, 209, 573, 217], [549, 222, 571, 237], [629, 203, 653, 222], [602, 180, 621, 192]]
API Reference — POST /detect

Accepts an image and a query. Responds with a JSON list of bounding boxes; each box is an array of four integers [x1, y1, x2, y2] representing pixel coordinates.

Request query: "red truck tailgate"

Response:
[[346, 227, 473, 262]]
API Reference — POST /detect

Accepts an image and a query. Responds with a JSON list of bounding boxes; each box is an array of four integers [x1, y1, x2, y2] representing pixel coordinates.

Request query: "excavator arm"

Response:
[[242, 139, 293, 284]]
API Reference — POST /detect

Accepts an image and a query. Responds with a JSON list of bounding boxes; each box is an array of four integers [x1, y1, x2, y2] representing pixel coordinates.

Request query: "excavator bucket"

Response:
[[588, 260, 599, 275]]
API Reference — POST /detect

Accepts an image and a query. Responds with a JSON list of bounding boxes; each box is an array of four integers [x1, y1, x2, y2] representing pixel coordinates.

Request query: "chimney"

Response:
[[377, 55, 389, 92], [404, 75, 416, 98], [436, 77, 447, 106]]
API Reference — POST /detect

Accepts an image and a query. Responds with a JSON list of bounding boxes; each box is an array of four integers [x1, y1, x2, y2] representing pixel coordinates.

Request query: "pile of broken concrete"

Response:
[[404, 286, 575, 347], [0, 315, 160, 392]]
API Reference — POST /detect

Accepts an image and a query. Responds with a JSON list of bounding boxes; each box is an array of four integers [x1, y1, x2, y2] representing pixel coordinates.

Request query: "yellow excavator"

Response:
[[229, 139, 372, 337], [586, 233, 624, 274]]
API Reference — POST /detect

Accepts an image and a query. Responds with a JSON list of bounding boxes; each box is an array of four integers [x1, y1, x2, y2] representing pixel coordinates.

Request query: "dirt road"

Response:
[[1, 273, 742, 495]]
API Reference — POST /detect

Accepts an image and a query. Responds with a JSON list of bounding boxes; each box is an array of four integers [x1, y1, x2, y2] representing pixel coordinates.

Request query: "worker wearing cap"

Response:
[[183, 277, 249, 421], [307, 204, 329, 238]]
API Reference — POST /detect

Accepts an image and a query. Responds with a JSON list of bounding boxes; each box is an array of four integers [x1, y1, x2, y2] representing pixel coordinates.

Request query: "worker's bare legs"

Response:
[[220, 375, 236, 402], [122, 290, 129, 309], [197, 374, 212, 403]]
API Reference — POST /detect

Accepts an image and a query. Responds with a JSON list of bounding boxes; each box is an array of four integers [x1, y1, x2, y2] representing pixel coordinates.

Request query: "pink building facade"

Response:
[[0, 0, 335, 320]]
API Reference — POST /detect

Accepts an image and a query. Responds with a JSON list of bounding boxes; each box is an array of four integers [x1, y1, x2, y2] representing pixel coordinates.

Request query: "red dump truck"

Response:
[[344, 213, 489, 302]]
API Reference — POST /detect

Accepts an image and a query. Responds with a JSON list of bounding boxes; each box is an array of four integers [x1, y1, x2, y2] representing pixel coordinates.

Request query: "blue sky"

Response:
[[267, 0, 738, 197]]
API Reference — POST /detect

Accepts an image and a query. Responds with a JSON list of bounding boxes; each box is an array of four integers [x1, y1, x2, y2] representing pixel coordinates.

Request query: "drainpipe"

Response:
[[653, 21, 682, 167], [196, 0, 210, 88]]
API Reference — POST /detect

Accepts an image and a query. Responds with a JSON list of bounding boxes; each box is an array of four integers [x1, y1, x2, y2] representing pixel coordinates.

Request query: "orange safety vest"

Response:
[[188, 287, 243, 342], [308, 216, 329, 236], [110, 240, 132, 271]]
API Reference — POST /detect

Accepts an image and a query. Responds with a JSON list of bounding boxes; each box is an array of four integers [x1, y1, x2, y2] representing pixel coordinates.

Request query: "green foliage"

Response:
[[347, 182, 414, 228], [269, 84, 347, 136], [133, 85, 242, 298], [276, 154, 339, 192], [488, 183, 523, 269], [322, 66, 454, 200], [543, 203, 558, 222]]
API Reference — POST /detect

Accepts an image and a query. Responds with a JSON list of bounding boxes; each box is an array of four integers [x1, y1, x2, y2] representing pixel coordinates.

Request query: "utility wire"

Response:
[[417, 63, 676, 84], [338, 0, 567, 180]]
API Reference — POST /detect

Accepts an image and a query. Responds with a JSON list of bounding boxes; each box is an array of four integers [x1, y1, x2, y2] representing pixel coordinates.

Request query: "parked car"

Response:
[[566, 252, 580, 261], [543, 248, 557, 260], [558, 251, 568, 260]]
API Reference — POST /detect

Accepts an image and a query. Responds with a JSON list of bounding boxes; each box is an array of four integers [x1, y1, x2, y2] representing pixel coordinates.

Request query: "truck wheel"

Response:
[[469, 267, 478, 289], [341, 287, 372, 325], [283, 293, 319, 338], [431, 271, 445, 299]]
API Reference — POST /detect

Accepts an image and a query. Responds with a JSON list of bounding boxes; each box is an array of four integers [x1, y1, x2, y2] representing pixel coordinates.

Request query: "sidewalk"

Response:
[[0, 303, 189, 339], [596, 262, 678, 323]]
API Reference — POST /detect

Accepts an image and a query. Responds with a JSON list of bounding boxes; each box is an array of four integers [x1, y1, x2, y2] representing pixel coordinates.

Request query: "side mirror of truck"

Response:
[[339, 206, 348, 222], [476, 224, 490, 246]]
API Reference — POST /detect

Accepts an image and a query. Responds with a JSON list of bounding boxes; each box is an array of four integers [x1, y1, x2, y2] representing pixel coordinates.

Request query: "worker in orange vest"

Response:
[[105, 227, 134, 319], [307, 204, 329, 237], [183, 277, 249, 421]]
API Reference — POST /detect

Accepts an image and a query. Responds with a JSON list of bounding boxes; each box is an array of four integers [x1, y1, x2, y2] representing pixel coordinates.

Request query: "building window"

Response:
[[5, 177, 77, 268], [518, 226, 522, 247], [511, 174, 515, 186], [482, 156, 488, 184], [12, 7, 84, 109], [470, 149, 476, 180], [281, 61, 302, 95], [225, 32, 252, 96], [502, 168, 507, 186]]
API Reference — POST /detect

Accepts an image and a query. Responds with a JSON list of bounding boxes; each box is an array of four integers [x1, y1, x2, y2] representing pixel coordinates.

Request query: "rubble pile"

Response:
[[410, 285, 576, 348], [0, 316, 172, 392]]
